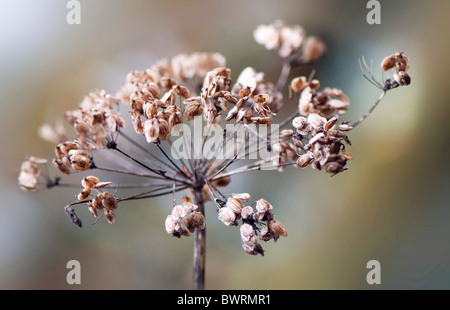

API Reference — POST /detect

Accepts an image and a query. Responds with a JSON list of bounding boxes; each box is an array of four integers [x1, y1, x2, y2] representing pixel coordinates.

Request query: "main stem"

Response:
[[193, 186, 206, 290]]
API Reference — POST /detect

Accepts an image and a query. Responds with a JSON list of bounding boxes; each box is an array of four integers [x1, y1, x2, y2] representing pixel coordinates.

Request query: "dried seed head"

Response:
[[258, 225, 273, 242], [77, 188, 91, 201], [240, 223, 255, 242], [292, 116, 309, 134], [381, 54, 396, 71], [297, 152, 314, 168], [301, 36, 326, 63], [18, 171, 37, 191], [81, 176, 100, 189], [255, 198, 273, 213], [307, 113, 326, 131], [181, 201, 198, 214], [184, 102, 203, 121], [157, 118, 170, 140], [21, 161, 40, 176], [88, 202, 98, 217], [184, 211, 205, 232], [226, 197, 244, 214], [103, 209, 116, 224], [241, 206, 255, 220], [52, 158, 70, 175], [291, 76, 308, 92], [173, 85, 190, 98], [100, 192, 118, 210], [218, 207, 237, 226], [143, 119, 159, 143], [232, 193, 251, 202], [70, 155, 92, 171], [267, 219, 288, 237], [165, 215, 178, 234], [171, 205, 188, 222]]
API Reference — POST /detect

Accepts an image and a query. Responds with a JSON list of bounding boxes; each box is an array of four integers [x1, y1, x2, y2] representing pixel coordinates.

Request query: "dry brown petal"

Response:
[[291, 76, 308, 92], [70, 155, 91, 171], [301, 36, 326, 63], [297, 152, 314, 168], [103, 209, 116, 224], [184, 102, 203, 121], [101, 192, 118, 210], [81, 175, 100, 189], [77, 188, 91, 201], [52, 158, 70, 175], [143, 119, 159, 143], [267, 219, 288, 237]]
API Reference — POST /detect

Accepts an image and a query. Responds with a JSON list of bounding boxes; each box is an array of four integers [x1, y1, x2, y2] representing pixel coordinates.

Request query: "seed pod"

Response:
[[255, 199, 273, 213], [184, 211, 206, 232], [297, 153, 314, 168], [240, 223, 255, 242], [210, 175, 231, 187], [70, 155, 91, 171], [227, 197, 244, 214], [143, 119, 159, 143], [324, 116, 338, 131], [254, 94, 270, 105], [291, 76, 307, 92], [52, 158, 70, 175], [307, 113, 326, 131], [171, 205, 188, 222], [232, 193, 251, 202], [218, 207, 237, 226], [381, 54, 396, 71], [241, 206, 255, 220], [258, 225, 273, 242], [87, 202, 98, 217], [173, 85, 190, 98], [103, 209, 116, 224], [94, 181, 113, 189], [181, 201, 198, 214], [143, 103, 158, 119], [77, 188, 91, 201], [165, 214, 178, 234], [81, 176, 100, 189], [157, 118, 170, 140], [302, 36, 326, 63], [21, 161, 40, 176], [184, 102, 203, 121], [100, 192, 116, 211], [267, 219, 288, 237]]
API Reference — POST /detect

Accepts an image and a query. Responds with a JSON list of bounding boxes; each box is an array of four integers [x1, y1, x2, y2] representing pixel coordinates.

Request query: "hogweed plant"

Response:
[[18, 20, 411, 289]]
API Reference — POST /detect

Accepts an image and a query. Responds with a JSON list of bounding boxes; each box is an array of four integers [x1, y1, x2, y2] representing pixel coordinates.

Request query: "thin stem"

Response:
[[351, 91, 386, 128], [192, 186, 206, 290], [276, 62, 292, 91]]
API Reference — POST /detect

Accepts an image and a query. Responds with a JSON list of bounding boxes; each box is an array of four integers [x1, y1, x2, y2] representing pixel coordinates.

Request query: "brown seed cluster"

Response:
[[18, 156, 47, 191], [18, 20, 412, 262], [64, 89, 124, 149], [52, 141, 92, 175], [381, 52, 411, 87], [76, 176, 118, 224], [294, 78, 350, 119], [165, 200, 205, 238], [254, 20, 326, 64], [218, 194, 287, 256]]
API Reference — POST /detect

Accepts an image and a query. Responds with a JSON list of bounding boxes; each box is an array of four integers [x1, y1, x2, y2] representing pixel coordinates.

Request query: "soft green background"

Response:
[[0, 0, 448, 289]]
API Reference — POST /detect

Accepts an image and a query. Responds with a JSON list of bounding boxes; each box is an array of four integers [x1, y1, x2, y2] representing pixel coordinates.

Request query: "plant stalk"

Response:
[[193, 187, 206, 290]]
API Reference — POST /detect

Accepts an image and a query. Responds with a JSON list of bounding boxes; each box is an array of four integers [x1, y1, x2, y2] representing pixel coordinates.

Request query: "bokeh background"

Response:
[[0, 0, 448, 289]]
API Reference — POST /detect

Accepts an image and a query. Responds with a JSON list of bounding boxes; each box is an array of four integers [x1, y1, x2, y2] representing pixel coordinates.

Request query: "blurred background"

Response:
[[0, 0, 448, 289]]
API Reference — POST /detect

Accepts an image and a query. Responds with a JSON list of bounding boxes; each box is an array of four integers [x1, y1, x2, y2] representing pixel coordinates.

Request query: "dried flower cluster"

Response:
[[19, 19, 411, 288], [217, 194, 286, 256]]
